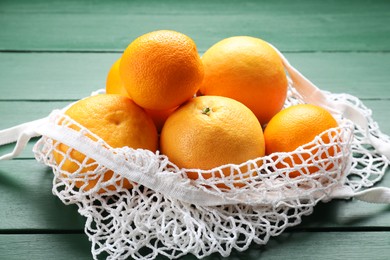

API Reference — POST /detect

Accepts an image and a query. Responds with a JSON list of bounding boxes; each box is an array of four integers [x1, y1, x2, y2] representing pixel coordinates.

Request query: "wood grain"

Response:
[[0, 52, 389, 100], [0, 160, 85, 230], [0, 234, 91, 260], [0, 0, 389, 52]]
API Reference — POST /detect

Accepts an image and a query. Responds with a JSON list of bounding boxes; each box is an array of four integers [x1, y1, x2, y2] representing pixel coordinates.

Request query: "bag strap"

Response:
[[329, 185, 390, 204], [271, 45, 390, 204], [34, 117, 245, 206], [271, 45, 390, 161], [0, 118, 47, 160]]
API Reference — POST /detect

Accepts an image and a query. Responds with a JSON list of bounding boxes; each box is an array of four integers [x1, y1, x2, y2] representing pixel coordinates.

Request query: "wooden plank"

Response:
[[0, 0, 389, 52], [0, 160, 85, 230], [0, 1, 387, 260], [0, 234, 91, 260], [285, 53, 390, 100], [0, 101, 68, 128], [0, 232, 389, 260], [256, 232, 390, 260], [0, 158, 389, 231], [0, 53, 118, 101], [0, 52, 389, 100]]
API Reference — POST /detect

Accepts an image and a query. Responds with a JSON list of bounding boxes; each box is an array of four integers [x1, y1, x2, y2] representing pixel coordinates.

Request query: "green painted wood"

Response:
[[0, 53, 118, 101], [0, 101, 69, 129], [0, 0, 389, 52], [252, 232, 390, 260], [0, 52, 389, 101], [0, 232, 389, 260], [0, 158, 388, 231], [0, 0, 388, 259], [285, 53, 390, 100], [0, 160, 85, 230], [0, 234, 91, 260]]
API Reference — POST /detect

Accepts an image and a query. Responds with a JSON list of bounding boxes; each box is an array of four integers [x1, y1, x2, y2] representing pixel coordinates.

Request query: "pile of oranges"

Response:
[[54, 30, 338, 193]]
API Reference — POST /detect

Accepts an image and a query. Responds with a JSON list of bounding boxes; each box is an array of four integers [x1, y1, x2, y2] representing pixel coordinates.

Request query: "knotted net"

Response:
[[0, 47, 387, 260], [30, 82, 389, 259]]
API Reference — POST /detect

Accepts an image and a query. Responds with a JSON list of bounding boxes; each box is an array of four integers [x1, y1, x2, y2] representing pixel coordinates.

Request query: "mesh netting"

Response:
[[328, 92, 390, 191], [30, 81, 390, 259]]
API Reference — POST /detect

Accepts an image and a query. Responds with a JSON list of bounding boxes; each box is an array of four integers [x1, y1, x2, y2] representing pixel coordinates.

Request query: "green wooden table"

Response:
[[1, 0, 390, 259]]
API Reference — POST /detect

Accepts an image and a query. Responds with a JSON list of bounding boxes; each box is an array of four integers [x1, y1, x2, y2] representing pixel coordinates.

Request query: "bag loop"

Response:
[[330, 185, 390, 204], [271, 44, 390, 161], [0, 118, 47, 160]]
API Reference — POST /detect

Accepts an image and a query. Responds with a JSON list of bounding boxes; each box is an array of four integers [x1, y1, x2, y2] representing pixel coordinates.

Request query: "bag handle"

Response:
[[329, 185, 390, 204], [35, 116, 248, 206], [0, 113, 235, 206], [0, 105, 71, 160], [270, 45, 390, 204], [0, 118, 47, 160], [271, 45, 390, 161]]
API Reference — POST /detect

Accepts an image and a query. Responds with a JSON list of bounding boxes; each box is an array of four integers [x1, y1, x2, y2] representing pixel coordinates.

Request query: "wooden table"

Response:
[[0, 0, 389, 259]]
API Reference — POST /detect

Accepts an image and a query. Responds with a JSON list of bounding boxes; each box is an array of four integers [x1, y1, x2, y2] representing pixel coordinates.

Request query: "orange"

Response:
[[106, 57, 177, 132], [106, 58, 129, 98], [53, 94, 158, 193], [119, 30, 204, 110], [144, 107, 177, 133], [160, 95, 265, 187], [263, 104, 339, 178], [199, 36, 288, 125]]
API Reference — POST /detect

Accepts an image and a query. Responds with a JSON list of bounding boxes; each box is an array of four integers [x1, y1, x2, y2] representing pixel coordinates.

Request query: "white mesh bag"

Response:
[[1, 48, 390, 260]]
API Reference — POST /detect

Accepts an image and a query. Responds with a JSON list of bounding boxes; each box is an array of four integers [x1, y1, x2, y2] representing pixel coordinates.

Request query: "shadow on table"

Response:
[[302, 198, 390, 228], [0, 162, 85, 231]]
